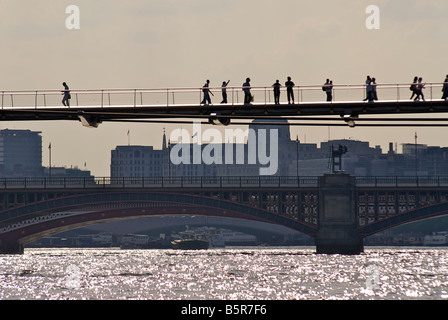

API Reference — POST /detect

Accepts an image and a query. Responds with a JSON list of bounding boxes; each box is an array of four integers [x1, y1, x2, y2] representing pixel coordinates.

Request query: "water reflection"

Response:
[[0, 247, 447, 300]]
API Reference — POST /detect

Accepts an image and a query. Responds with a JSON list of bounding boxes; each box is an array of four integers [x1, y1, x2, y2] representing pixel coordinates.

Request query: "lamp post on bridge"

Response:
[[296, 135, 299, 177], [415, 132, 418, 179], [48, 143, 52, 182]]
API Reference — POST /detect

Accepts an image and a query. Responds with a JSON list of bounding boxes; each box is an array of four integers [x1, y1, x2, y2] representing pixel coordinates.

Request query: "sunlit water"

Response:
[[1, 247, 448, 300]]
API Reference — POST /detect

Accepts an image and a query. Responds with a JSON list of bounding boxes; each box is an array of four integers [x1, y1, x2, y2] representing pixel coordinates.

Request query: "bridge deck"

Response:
[[2, 83, 447, 126], [1, 100, 448, 120]]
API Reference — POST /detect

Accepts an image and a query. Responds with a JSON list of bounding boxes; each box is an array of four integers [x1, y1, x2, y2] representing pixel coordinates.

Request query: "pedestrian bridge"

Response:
[[1, 175, 448, 253], [1, 82, 447, 127]]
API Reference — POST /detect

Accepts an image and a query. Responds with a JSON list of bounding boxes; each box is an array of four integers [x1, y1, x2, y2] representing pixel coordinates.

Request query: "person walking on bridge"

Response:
[[285, 76, 295, 104], [221, 80, 230, 104], [323, 79, 333, 102], [371, 77, 378, 101], [442, 75, 448, 101], [410, 76, 418, 100], [363, 76, 373, 102], [201, 80, 214, 105], [272, 80, 281, 104], [61, 82, 71, 107], [243, 78, 252, 105], [414, 77, 426, 101]]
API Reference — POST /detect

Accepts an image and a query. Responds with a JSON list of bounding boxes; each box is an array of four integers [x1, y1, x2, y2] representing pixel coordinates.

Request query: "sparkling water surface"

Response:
[[1, 247, 448, 300]]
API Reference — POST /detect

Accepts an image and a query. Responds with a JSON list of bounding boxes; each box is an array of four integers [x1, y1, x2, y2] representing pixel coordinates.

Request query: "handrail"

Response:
[[1, 176, 448, 190], [1, 82, 446, 94]]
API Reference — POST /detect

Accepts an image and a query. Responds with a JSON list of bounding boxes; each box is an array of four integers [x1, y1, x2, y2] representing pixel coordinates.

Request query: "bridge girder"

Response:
[[0, 191, 318, 250], [1, 100, 448, 127], [358, 201, 448, 238]]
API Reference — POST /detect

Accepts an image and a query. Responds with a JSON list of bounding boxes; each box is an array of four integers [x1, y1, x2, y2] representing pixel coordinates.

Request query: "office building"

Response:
[[0, 129, 43, 177]]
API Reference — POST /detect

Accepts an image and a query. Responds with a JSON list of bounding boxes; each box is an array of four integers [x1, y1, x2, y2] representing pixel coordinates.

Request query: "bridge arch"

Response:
[[0, 191, 317, 253], [358, 201, 448, 238]]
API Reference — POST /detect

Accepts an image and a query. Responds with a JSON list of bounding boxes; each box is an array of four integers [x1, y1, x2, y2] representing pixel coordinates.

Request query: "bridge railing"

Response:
[[355, 176, 448, 187], [0, 176, 321, 189], [2, 176, 448, 190], [1, 82, 446, 109]]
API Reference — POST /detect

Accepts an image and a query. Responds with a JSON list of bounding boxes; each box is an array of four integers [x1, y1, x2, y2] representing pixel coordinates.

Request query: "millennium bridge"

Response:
[[1, 174, 448, 254], [1, 82, 447, 127]]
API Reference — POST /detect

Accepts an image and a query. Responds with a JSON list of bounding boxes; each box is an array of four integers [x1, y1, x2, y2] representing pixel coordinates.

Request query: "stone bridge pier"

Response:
[[0, 240, 24, 254], [316, 173, 363, 254]]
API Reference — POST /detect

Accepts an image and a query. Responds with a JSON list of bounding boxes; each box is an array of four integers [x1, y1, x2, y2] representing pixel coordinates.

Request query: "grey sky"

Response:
[[1, 0, 447, 176]]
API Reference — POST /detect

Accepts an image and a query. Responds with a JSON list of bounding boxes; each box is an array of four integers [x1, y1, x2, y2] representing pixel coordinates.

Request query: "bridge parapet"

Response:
[[0, 176, 320, 190], [2, 176, 448, 190]]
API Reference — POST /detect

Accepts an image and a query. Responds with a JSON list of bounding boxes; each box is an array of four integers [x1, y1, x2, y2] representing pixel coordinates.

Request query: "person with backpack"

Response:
[[414, 77, 426, 101], [410, 76, 418, 100], [322, 79, 333, 102], [62, 82, 71, 107]]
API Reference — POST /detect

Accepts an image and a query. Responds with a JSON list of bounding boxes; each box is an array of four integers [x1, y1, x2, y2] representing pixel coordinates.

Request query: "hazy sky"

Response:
[[1, 0, 447, 176]]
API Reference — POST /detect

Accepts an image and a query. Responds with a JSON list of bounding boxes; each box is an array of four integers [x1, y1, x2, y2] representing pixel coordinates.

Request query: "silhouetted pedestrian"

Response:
[[363, 76, 373, 102], [414, 77, 425, 101], [285, 77, 295, 104], [243, 78, 252, 105], [201, 80, 213, 105], [372, 77, 378, 101], [323, 79, 333, 102], [410, 76, 418, 100], [442, 75, 448, 101], [221, 80, 230, 104], [62, 82, 71, 107], [272, 80, 281, 104]]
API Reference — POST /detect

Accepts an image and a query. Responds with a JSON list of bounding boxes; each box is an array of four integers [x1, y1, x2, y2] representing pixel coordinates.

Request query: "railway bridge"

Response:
[[1, 174, 448, 254]]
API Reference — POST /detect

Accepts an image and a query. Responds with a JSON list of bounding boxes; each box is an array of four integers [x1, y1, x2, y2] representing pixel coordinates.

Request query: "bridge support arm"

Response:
[[78, 112, 101, 128]]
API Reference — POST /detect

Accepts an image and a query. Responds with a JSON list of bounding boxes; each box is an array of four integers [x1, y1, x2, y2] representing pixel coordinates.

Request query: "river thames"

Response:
[[0, 246, 447, 300]]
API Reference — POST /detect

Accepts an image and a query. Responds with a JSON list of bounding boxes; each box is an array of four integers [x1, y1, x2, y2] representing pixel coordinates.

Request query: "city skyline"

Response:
[[3, 126, 448, 179], [1, 1, 447, 176]]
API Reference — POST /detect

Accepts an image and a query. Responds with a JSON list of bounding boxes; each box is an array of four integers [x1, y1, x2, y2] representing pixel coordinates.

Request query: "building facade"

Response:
[[0, 129, 92, 178], [0, 129, 43, 177], [110, 123, 448, 178], [110, 145, 169, 177]]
